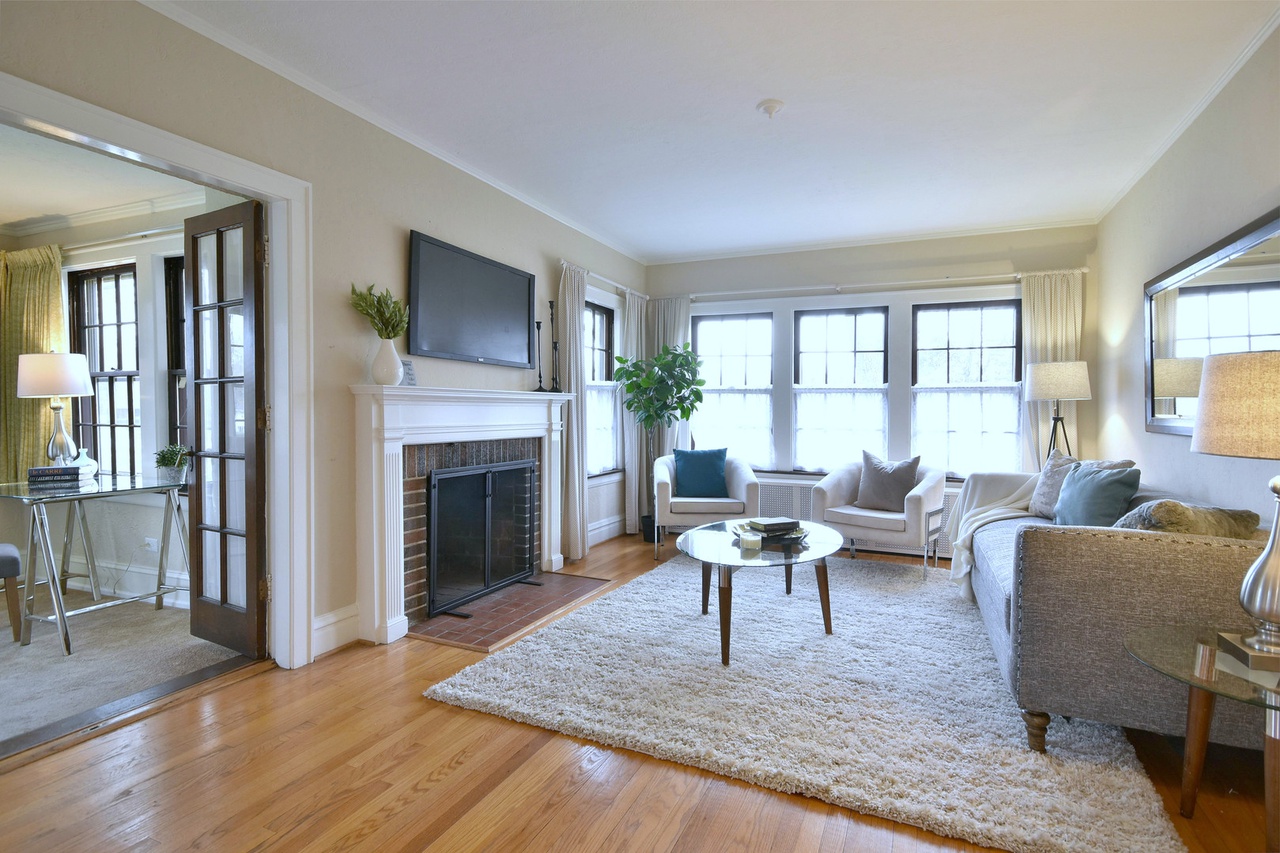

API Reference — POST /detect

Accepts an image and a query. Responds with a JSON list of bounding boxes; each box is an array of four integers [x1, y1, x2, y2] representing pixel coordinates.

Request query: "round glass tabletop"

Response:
[[675, 520, 844, 568], [1125, 624, 1280, 710]]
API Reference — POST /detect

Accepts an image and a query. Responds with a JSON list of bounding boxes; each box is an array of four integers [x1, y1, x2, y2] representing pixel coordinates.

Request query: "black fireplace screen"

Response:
[[429, 458, 535, 616]]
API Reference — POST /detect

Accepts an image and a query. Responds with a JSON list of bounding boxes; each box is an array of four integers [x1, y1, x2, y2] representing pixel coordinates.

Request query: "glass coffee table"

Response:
[[1125, 625, 1280, 850], [676, 520, 844, 665]]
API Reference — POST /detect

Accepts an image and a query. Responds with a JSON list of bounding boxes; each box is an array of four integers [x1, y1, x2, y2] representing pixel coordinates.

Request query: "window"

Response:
[[1176, 282, 1280, 356], [69, 264, 143, 476], [911, 300, 1021, 477], [793, 307, 888, 470], [583, 302, 620, 476], [164, 256, 189, 451], [690, 313, 774, 468]]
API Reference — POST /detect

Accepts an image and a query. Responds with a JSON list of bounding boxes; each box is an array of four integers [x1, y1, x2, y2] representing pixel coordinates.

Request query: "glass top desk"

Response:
[[0, 474, 190, 655]]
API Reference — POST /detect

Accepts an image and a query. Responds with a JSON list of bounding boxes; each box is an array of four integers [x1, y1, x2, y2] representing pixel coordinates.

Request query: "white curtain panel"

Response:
[[1150, 288, 1177, 416], [1020, 269, 1084, 469], [619, 289, 647, 534], [558, 261, 589, 560], [645, 296, 692, 459]]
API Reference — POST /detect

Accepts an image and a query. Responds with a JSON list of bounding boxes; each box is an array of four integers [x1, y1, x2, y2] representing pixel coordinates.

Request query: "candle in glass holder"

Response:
[[740, 530, 762, 550]]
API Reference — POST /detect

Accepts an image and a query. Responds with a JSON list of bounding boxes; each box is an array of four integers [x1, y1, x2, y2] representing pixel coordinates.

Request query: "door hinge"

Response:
[[258, 406, 272, 431], [260, 575, 271, 603], [262, 230, 270, 268]]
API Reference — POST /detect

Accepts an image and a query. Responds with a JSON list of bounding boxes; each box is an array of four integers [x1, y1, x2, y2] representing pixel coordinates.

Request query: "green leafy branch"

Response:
[[350, 283, 409, 339]]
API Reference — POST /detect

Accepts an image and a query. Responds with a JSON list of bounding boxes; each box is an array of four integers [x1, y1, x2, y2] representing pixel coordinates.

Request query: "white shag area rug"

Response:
[[426, 556, 1184, 853]]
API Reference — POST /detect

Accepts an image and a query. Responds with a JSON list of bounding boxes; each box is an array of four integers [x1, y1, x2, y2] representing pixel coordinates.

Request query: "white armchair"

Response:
[[811, 461, 946, 578], [654, 454, 760, 559]]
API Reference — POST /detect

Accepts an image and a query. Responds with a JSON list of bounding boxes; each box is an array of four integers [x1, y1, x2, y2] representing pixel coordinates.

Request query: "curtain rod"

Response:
[[62, 225, 183, 254], [687, 267, 1090, 302], [559, 258, 648, 299]]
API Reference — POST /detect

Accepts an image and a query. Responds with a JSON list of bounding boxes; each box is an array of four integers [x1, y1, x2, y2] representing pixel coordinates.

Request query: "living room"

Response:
[[1, 1, 1279, 850]]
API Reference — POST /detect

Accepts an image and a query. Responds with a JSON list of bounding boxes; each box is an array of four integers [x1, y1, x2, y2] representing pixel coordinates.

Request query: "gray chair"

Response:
[[653, 454, 760, 559], [0, 543, 22, 642]]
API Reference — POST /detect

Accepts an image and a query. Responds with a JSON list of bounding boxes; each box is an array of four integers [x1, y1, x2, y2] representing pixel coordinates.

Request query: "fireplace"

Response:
[[428, 459, 535, 616], [352, 385, 573, 644]]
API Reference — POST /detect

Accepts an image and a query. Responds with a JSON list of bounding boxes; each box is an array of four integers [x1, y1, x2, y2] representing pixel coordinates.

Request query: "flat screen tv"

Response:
[[407, 230, 535, 369]]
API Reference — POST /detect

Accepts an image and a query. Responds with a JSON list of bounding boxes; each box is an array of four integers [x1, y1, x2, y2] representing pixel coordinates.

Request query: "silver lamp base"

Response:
[[1224, 476, 1280, 670]]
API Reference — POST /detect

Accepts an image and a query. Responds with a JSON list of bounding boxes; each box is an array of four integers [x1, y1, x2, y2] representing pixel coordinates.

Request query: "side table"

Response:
[[1125, 625, 1279, 852]]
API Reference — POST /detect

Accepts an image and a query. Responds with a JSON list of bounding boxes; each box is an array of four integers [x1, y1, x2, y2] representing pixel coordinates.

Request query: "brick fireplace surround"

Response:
[[352, 386, 573, 645]]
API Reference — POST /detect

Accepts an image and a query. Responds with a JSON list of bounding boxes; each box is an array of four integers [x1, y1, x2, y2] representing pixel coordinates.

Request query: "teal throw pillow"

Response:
[[674, 448, 729, 498], [1054, 464, 1141, 527]]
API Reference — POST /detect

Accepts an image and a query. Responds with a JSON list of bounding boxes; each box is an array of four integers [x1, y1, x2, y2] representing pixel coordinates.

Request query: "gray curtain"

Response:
[[558, 261, 588, 560], [645, 296, 691, 459], [619, 289, 646, 534]]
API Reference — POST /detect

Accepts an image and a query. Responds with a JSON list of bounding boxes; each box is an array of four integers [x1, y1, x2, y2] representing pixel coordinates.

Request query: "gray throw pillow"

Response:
[[1028, 452, 1136, 519], [1114, 499, 1261, 539], [1028, 449, 1077, 518], [1054, 465, 1142, 526], [854, 451, 921, 512]]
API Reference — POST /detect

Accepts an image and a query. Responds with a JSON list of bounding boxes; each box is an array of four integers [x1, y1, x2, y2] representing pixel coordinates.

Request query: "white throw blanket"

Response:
[[947, 471, 1039, 600]]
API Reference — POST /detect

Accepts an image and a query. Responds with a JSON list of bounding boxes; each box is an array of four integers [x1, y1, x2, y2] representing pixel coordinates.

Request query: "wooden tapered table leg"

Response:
[[701, 561, 711, 615], [718, 565, 733, 665], [785, 565, 792, 595], [1180, 685, 1216, 818], [815, 558, 832, 635]]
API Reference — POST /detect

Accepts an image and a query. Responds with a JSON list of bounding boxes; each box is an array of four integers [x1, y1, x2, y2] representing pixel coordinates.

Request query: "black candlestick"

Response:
[[549, 300, 562, 392], [534, 321, 547, 392]]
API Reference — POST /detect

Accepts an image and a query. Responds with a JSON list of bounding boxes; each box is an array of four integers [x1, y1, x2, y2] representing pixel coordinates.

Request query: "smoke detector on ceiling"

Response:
[[756, 99, 784, 119]]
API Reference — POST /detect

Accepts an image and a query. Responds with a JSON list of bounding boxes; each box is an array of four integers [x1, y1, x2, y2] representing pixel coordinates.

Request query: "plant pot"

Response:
[[372, 338, 404, 386], [641, 514, 656, 543], [156, 463, 188, 486]]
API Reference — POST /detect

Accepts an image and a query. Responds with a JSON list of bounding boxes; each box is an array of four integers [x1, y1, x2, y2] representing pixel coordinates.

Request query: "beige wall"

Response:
[[1095, 27, 1280, 518], [0, 2, 645, 628]]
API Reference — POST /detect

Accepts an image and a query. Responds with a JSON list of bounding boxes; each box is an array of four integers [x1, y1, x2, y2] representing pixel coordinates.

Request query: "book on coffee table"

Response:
[[746, 516, 800, 534]]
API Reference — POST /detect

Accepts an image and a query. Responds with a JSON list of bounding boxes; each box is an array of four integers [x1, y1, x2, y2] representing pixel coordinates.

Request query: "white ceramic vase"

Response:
[[372, 338, 405, 386]]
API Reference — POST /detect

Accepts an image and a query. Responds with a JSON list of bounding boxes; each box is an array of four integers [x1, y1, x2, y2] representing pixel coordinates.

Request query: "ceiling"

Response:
[[6, 2, 1279, 263]]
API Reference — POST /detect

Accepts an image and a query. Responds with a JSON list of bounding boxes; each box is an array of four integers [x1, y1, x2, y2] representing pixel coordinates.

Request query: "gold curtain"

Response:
[[0, 245, 68, 482]]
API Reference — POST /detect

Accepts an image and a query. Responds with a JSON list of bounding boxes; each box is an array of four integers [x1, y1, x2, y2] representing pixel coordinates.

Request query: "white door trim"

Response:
[[0, 71, 315, 669]]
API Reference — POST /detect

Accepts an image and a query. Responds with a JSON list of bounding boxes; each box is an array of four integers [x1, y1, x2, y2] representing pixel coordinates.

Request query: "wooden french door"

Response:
[[183, 200, 267, 658]]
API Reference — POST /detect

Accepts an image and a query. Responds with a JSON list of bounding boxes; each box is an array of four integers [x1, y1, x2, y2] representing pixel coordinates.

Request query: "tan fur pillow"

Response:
[[1113, 499, 1261, 539]]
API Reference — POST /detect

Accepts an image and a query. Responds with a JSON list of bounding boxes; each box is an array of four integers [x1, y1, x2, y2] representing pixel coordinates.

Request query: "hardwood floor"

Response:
[[0, 536, 1265, 851]]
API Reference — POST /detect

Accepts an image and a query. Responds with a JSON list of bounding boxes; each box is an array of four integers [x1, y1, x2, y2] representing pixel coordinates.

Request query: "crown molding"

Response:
[[0, 189, 205, 238]]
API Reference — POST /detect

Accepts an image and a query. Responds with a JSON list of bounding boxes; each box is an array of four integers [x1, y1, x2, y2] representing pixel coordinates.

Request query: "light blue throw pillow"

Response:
[[674, 448, 729, 498], [1054, 464, 1141, 527]]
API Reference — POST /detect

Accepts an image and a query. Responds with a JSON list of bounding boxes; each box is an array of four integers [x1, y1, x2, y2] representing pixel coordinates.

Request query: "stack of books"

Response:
[[746, 516, 802, 538], [27, 465, 95, 490]]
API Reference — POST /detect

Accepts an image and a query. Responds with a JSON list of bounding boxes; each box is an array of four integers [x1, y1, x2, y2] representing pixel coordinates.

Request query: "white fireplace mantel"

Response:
[[351, 385, 573, 644]]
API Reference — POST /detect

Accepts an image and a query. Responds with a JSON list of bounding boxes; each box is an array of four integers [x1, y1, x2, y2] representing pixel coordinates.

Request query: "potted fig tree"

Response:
[[613, 342, 705, 542]]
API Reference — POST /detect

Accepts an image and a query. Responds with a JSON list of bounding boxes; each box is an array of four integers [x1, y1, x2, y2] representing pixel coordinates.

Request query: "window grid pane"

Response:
[[911, 299, 1022, 476], [583, 302, 620, 476], [70, 265, 142, 476], [693, 314, 774, 468]]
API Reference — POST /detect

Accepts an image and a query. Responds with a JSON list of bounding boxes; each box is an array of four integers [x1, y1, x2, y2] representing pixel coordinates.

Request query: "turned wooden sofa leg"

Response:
[[1022, 710, 1050, 752]]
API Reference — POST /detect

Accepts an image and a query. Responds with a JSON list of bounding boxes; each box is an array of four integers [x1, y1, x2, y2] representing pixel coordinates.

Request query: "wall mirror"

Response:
[[1145, 206, 1280, 435]]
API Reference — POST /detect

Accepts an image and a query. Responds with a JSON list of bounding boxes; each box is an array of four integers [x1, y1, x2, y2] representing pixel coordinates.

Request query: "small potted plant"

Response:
[[350, 283, 410, 385], [155, 444, 190, 485]]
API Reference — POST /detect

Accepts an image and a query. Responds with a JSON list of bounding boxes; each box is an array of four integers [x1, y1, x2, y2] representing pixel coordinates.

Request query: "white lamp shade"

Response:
[[1153, 357, 1203, 398], [1191, 351, 1280, 460], [15, 353, 94, 399], [1025, 361, 1091, 402]]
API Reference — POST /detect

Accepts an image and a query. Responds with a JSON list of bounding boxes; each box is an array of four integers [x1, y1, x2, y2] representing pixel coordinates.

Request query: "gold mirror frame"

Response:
[[1144, 205, 1280, 436]]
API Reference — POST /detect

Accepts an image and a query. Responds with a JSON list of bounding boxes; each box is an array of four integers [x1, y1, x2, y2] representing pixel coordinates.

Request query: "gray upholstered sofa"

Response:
[[958, 470, 1266, 752]]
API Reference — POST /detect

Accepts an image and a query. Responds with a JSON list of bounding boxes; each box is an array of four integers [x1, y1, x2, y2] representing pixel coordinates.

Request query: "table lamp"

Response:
[[1025, 361, 1092, 460], [1153, 357, 1203, 399], [1191, 350, 1280, 668], [15, 352, 94, 466]]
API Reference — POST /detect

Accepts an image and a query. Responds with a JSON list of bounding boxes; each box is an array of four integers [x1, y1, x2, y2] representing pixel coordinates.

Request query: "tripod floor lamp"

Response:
[[1025, 361, 1092, 461]]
